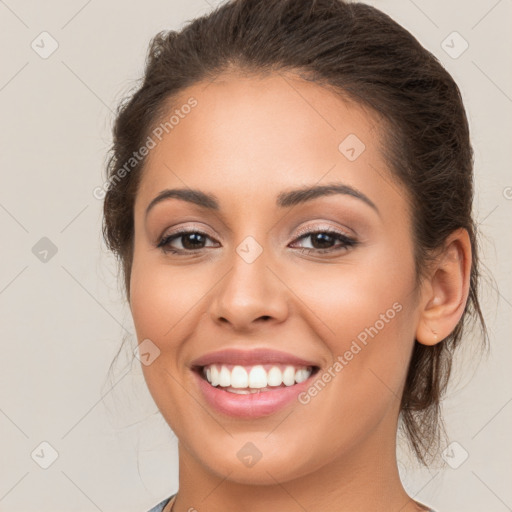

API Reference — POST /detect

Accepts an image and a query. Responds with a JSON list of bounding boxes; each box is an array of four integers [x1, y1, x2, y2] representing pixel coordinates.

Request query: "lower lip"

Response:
[[192, 369, 317, 418]]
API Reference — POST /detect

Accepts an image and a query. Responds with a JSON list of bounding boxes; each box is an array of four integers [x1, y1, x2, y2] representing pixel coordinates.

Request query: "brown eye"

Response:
[[157, 230, 218, 253], [309, 232, 336, 249], [291, 230, 358, 254]]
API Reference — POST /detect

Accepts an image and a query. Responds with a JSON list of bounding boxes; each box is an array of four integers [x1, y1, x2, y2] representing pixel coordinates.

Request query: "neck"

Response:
[[169, 415, 427, 512]]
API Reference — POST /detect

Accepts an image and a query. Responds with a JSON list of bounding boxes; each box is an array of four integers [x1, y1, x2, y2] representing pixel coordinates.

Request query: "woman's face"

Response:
[[130, 73, 422, 484]]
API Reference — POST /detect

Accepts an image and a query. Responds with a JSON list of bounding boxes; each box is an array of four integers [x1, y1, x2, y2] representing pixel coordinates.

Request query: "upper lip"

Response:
[[190, 348, 320, 369]]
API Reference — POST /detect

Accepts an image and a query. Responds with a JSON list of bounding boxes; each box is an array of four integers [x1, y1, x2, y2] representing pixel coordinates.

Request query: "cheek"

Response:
[[128, 253, 217, 424], [129, 254, 213, 341], [288, 244, 418, 405], [291, 247, 416, 344]]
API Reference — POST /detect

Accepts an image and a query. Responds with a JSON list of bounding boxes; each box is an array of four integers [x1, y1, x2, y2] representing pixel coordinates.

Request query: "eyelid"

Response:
[[158, 230, 354, 256], [159, 221, 356, 240], [158, 222, 220, 242], [159, 222, 353, 242], [292, 222, 356, 240]]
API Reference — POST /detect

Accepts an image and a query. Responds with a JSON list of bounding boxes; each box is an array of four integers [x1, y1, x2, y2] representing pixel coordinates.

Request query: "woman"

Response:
[[102, 0, 487, 510]]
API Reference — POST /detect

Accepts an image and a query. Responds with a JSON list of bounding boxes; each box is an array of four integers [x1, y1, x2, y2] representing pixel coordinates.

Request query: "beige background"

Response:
[[0, 0, 510, 511]]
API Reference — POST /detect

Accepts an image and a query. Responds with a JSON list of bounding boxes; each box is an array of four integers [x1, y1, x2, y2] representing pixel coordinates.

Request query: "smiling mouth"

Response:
[[192, 363, 321, 394]]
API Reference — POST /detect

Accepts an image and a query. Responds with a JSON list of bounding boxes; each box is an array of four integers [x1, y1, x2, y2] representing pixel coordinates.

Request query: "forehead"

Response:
[[135, 72, 404, 216]]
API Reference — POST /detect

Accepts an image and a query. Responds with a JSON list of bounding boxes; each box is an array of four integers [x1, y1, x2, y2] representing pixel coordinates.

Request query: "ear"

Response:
[[416, 228, 472, 346]]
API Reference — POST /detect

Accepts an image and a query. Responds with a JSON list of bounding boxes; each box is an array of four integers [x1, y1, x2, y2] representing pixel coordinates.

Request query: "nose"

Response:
[[209, 241, 289, 332]]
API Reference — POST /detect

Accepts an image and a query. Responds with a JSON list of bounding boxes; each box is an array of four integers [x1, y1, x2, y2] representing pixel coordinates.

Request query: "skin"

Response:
[[128, 72, 471, 512]]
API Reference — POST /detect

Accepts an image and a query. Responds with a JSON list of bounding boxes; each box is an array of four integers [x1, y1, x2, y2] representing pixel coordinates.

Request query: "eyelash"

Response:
[[156, 227, 358, 255]]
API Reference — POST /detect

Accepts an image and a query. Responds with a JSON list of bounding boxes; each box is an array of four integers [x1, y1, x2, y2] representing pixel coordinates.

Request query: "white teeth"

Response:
[[227, 388, 253, 394], [231, 366, 249, 388], [218, 365, 231, 387], [248, 365, 267, 388], [266, 366, 282, 386], [295, 368, 310, 383], [202, 363, 313, 390], [210, 365, 219, 386], [282, 366, 296, 386]]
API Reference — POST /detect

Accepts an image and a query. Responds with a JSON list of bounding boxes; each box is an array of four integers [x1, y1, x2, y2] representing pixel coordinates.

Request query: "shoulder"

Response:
[[415, 501, 437, 512], [145, 493, 176, 512], [144, 495, 438, 512]]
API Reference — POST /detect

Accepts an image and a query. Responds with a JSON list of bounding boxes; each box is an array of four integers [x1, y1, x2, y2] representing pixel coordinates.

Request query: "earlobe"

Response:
[[415, 228, 472, 346]]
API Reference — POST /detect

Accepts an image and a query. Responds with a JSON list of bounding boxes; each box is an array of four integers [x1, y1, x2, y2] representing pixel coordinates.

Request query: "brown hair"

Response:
[[102, 0, 487, 465]]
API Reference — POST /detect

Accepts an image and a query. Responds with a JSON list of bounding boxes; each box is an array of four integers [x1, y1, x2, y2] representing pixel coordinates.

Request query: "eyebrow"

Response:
[[145, 183, 379, 217]]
